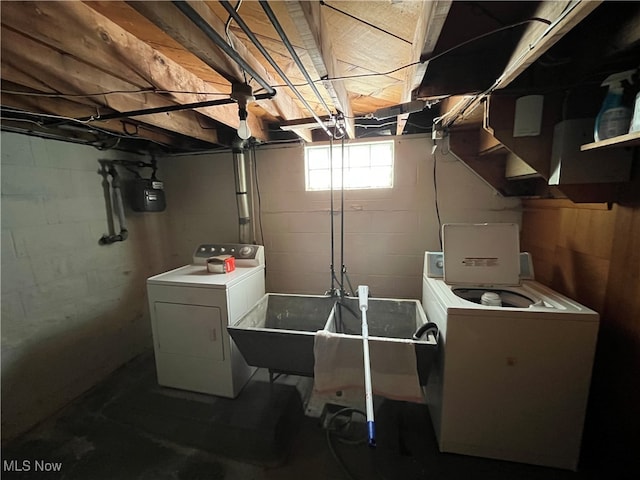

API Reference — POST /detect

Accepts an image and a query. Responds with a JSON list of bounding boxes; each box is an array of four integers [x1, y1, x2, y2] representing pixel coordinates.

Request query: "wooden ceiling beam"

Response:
[[396, 0, 451, 135], [84, 0, 230, 90], [117, 1, 243, 84], [285, 0, 355, 139], [1, 27, 220, 145], [120, 0, 310, 142], [1, 1, 263, 141], [500, 1, 602, 88]]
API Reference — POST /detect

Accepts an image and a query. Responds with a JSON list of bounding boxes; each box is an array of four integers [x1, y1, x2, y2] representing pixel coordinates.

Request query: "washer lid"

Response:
[[443, 223, 521, 286]]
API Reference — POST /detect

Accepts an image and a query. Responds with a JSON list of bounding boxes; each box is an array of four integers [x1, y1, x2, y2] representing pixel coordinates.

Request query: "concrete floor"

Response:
[[0, 352, 621, 480]]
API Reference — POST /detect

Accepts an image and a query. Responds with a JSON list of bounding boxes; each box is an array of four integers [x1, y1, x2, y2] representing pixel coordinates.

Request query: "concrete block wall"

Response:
[[254, 135, 522, 299], [156, 153, 240, 265], [0, 132, 171, 442]]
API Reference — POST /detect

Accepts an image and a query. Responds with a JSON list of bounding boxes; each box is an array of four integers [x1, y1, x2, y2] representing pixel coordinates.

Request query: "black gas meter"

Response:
[[130, 177, 166, 212], [122, 157, 167, 212]]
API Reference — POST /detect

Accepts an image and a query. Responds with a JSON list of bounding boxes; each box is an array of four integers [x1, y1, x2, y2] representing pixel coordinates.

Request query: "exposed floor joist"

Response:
[[286, 0, 355, 139]]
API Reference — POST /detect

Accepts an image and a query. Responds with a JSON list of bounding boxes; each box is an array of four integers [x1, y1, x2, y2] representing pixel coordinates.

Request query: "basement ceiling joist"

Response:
[[1, 1, 636, 152]]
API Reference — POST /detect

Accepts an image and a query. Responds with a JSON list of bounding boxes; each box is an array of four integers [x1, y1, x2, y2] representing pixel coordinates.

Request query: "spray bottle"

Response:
[[594, 69, 636, 142]]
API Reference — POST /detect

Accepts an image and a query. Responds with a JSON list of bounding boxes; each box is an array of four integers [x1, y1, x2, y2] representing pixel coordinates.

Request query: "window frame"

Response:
[[304, 139, 395, 191]]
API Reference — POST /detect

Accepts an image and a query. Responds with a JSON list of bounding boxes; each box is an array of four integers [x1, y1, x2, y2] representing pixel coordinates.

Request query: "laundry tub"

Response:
[[228, 293, 337, 377], [325, 297, 438, 385]]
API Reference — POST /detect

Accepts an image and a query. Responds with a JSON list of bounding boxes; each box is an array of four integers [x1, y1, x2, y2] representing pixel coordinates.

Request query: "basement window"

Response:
[[305, 140, 394, 191]]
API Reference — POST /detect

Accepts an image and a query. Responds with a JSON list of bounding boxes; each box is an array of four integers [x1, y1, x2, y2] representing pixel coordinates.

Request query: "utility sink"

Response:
[[228, 293, 438, 385], [325, 298, 438, 385], [228, 294, 336, 377]]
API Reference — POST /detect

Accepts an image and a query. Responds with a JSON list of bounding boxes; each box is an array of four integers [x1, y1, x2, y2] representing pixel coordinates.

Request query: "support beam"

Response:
[[85, 0, 232, 89], [500, 0, 601, 88], [285, 0, 355, 139], [396, 0, 451, 135]]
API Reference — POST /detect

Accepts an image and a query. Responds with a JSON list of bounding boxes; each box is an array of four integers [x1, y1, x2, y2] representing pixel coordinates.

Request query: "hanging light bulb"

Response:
[[237, 106, 251, 140], [231, 83, 255, 140]]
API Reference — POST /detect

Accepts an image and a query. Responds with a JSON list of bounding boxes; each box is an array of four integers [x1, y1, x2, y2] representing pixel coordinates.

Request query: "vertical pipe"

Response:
[[232, 143, 252, 244], [247, 145, 258, 244]]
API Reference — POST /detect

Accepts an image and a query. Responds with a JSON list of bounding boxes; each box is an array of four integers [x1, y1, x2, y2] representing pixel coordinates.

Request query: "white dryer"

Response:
[[147, 244, 265, 398], [422, 223, 599, 471]]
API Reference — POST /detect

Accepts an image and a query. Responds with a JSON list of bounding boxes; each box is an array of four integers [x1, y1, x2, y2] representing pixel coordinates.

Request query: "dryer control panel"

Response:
[[193, 244, 265, 267]]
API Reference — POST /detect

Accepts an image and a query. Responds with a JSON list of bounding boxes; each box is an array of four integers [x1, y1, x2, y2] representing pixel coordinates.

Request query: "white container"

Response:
[[629, 92, 640, 133]]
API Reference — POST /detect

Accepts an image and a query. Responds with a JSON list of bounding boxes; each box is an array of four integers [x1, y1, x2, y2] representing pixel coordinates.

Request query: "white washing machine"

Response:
[[147, 244, 265, 398], [422, 223, 599, 471]]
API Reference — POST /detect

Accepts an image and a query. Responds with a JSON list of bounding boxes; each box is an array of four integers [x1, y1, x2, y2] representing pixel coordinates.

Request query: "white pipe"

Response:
[[358, 285, 376, 447]]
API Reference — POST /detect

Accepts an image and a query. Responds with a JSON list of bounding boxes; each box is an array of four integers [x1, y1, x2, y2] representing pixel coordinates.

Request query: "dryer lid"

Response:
[[442, 223, 521, 286]]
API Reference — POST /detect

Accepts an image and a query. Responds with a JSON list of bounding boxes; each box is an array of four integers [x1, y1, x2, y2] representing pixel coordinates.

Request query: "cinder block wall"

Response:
[[156, 136, 522, 299], [253, 135, 522, 298], [0, 132, 170, 442]]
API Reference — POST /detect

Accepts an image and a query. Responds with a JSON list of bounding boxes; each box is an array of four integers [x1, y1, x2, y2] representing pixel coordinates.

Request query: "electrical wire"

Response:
[[0, 88, 231, 98], [419, 17, 551, 64], [256, 16, 552, 96], [1, 106, 96, 124], [1, 107, 172, 151], [224, 0, 248, 84], [251, 145, 265, 247], [440, 4, 581, 127], [325, 408, 368, 480], [433, 147, 442, 250], [354, 121, 398, 129], [319, 0, 411, 45]]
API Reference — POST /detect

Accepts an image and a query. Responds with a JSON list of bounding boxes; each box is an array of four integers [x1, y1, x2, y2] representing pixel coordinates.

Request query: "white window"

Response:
[[305, 140, 394, 191]]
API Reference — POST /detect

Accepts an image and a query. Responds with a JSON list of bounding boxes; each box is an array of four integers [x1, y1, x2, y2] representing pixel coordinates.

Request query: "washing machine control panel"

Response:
[[193, 244, 265, 267], [425, 251, 534, 279]]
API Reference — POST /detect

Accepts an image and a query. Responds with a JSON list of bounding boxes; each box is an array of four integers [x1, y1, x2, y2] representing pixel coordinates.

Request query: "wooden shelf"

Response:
[[581, 131, 640, 151]]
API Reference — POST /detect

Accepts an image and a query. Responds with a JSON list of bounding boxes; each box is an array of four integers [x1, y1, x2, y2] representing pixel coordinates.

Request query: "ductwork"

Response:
[[232, 138, 252, 244]]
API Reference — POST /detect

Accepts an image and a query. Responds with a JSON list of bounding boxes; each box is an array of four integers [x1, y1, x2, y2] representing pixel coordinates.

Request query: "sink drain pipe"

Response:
[[232, 138, 252, 244]]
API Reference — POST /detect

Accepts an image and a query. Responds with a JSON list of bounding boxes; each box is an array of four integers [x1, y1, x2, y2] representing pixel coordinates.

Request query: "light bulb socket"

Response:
[[231, 83, 255, 108]]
